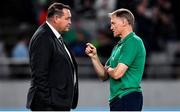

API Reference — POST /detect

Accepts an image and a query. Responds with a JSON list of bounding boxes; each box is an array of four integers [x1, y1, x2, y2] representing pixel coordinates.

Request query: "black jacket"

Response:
[[26, 23, 78, 109]]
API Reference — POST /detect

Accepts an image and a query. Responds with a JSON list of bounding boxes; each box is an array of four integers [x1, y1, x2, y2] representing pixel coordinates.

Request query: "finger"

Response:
[[87, 49, 92, 53], [86, 46, 93, 52], [86, 43, 91, 46], [104, 66, 110, 71], [86, 47, 91, 51], [86, 43, 95, 49], [85, 49, 89, 54], [85, 49, 91, 54], [86, 45, 92, 50], [85, 49, 88, 53]]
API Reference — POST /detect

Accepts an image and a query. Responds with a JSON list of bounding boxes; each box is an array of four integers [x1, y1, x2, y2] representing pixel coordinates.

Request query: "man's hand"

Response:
[[85, 43, 97, 59], [85, 43, 109, 81], [106, 63, 128, 80]]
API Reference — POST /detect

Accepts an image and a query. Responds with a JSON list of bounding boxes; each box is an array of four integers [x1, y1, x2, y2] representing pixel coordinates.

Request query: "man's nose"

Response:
[[69, 20, 71, 25]]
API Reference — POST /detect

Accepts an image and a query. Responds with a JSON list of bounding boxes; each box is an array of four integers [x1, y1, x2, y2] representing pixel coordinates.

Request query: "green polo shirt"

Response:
[[106, 32, 146, 102]]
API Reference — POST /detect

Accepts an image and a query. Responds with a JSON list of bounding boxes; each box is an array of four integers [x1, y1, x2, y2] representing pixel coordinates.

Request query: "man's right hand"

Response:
[[85, 43, 109, 80], [85, 43, 97, 59]]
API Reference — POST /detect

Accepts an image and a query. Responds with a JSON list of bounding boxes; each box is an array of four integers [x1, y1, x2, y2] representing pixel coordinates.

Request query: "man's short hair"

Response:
[[109, 8, 135, 27], [47, 2, 71, 18]]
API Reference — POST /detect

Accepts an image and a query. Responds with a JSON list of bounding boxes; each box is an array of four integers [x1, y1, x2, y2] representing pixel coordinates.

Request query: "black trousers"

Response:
[[110, 91, 143, 111]]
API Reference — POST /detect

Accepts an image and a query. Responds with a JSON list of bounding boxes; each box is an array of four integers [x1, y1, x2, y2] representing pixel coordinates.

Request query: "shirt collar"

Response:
[[46, 21, 62, 39], [118, 32, 134, 45]]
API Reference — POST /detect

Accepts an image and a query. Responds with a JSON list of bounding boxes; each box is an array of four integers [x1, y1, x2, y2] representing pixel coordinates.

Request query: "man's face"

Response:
[[110, 15, 124, 37], [56, 8, 71, 33]]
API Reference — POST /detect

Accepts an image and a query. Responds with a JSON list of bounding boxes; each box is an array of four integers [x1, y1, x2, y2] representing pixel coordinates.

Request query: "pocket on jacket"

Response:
[[33, 87, 51, 105], [50, 87, 69, 106]]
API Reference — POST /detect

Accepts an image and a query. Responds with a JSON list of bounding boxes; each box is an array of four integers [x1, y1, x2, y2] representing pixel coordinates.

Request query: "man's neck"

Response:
[[47, 20, 56, 30], [120, 26, 133, 39], [46, 20, 61, 38]]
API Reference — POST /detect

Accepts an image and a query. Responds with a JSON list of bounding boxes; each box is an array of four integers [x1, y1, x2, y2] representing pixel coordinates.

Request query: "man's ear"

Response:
[[123, 18, 129, 26], [54, 15, 61, 23]]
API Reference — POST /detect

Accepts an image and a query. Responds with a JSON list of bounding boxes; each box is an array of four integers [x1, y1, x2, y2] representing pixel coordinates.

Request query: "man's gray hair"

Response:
[[109, 8, 135, 27]]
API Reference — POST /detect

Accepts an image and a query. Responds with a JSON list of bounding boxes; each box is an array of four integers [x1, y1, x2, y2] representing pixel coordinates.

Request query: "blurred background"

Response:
[[0, 0, 180, 111]]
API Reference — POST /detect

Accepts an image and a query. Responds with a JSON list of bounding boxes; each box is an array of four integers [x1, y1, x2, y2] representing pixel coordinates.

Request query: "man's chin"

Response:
[[113, 34, 118, 37], [61, 29, 69, 33], [113, 33, 120, 38], [65, 28, 70, 32]]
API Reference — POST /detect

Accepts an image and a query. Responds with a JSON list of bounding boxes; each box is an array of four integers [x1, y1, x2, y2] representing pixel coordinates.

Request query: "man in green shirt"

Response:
[[85, 8, 146, 111]]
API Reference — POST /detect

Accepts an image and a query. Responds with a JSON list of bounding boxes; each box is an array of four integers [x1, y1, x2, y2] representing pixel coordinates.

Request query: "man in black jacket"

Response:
[[26, 2, 78, 111]]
